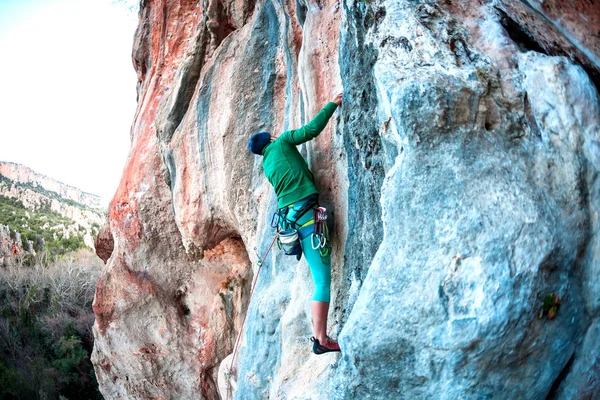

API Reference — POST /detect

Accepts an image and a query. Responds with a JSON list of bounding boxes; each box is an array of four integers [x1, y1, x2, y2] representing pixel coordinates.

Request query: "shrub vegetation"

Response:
[[0, 195, 87, 258], [0, 250, 103, 399]]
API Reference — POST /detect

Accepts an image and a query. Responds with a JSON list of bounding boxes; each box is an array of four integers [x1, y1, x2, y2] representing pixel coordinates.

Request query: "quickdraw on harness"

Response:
[[311, 206, 331, 262], [225, 233, 278, 400]]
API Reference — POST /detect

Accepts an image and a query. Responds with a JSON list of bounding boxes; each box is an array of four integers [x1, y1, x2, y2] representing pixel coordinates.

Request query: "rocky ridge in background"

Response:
[[0, 161, 105, 255], [91, 0, 600, 399], [0, 162, 104, 210]]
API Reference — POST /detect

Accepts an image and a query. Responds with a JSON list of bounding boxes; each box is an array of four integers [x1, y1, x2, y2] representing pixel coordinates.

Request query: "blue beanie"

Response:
[[248, 132, 271, 155]]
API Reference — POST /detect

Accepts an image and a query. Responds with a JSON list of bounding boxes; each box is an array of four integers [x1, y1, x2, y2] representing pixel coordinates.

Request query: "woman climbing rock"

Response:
[[248, 92, 343, 354]]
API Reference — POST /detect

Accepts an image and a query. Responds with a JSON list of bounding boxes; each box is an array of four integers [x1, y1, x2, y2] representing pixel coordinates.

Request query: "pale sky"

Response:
[[0, 0, 139, 205]]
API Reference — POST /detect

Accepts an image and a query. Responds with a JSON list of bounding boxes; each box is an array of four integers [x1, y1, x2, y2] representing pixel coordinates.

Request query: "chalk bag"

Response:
[[278, 229, 302, 256]]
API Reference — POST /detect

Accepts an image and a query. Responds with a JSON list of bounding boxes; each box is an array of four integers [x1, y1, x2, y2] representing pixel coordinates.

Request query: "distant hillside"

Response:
[[0, 162, 105, 264], [0, 162, 104, 210]]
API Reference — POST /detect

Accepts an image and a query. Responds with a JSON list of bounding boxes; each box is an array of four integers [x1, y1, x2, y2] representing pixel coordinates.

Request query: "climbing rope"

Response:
[[225, 233, 278, 400]]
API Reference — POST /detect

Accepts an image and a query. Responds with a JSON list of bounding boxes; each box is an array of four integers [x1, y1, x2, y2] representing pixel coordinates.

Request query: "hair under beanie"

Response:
[[248, 132, 271, 155]]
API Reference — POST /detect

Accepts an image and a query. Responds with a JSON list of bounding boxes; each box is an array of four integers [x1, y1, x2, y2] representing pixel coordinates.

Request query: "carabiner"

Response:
[[315, 207, 327, 222], [311, 234, 322, 250], [271, 212, 280, 228]]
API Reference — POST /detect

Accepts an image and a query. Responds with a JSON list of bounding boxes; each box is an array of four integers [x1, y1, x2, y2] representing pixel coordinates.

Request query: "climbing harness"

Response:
[[272, 194, 319, 260], [271, 212, 301, 256], [311, 206, 331, 262], [225, 233, 278, 400], [274, 195, 331, 263]]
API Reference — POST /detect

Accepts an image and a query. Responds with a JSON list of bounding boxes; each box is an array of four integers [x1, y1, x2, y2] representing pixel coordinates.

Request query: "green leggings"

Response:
[[282, 198, 332, 303]]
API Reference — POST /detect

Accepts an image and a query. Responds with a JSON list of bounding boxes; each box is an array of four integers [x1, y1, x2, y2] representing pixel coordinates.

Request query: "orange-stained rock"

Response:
[[496, 0, 600, 84], [92, 1, 256, 398], [94, 221, 114, 263]]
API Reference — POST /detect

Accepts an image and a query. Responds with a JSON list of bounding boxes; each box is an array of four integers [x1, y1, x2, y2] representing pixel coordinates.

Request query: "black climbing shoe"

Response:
[[311, 336, 341, 354]]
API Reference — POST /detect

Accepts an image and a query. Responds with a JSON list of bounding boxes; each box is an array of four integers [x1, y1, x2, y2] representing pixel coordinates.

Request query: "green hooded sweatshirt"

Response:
[[262, 102, 338, 208]]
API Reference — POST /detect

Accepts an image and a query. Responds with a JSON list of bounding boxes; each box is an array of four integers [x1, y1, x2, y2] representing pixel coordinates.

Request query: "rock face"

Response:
[[91, 0, 600, 399], [94, 220, 114, 264]]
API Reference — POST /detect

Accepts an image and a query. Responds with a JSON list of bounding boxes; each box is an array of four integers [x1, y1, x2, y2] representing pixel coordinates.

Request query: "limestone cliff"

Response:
[[92, 0, 600, 399], [0, 162, 105, 250]]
